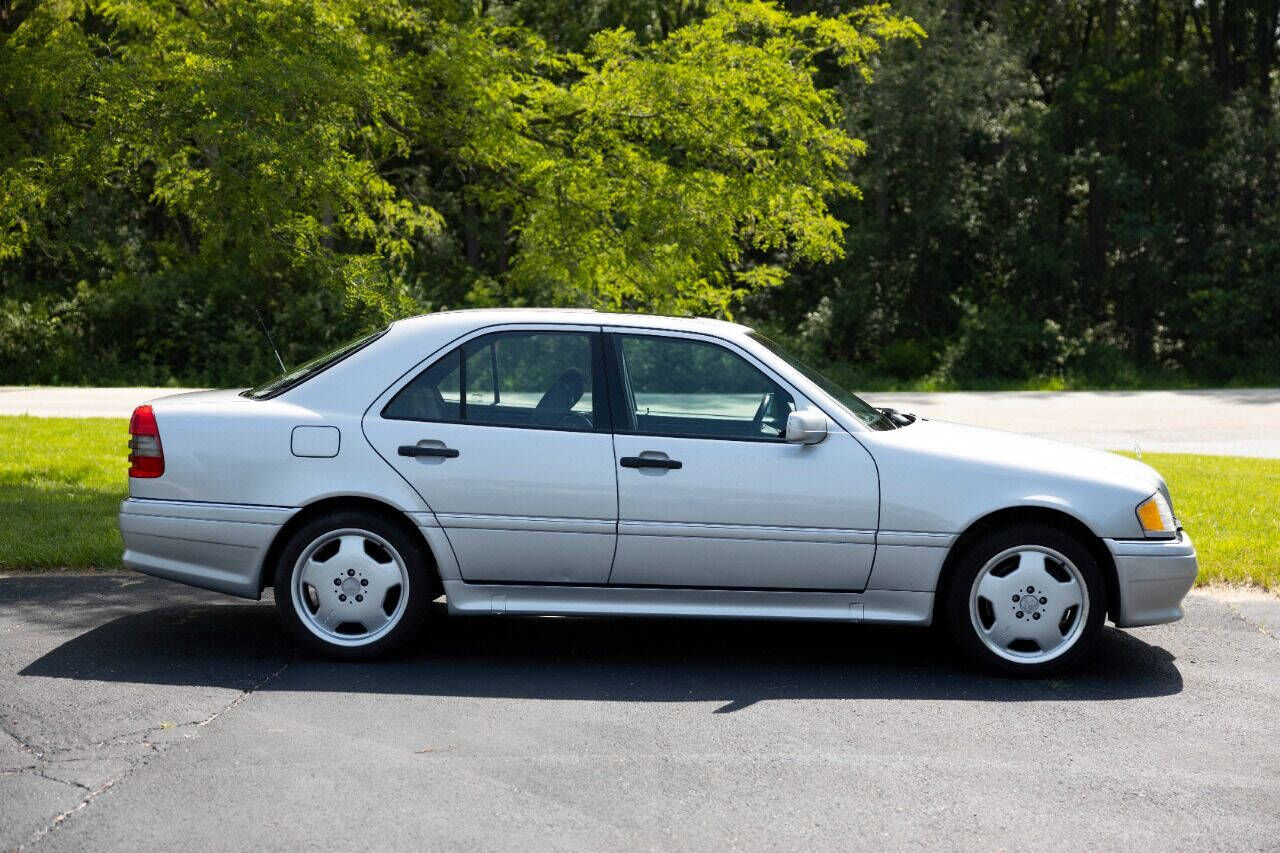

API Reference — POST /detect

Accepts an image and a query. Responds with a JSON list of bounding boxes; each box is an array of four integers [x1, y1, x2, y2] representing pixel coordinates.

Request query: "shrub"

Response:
[[0, 274, 384, 387], [935, 302, 1071, 383]]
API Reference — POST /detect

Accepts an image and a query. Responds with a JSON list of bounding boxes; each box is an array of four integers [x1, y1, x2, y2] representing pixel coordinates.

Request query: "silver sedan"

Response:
[[119, 309, 1198, 674]]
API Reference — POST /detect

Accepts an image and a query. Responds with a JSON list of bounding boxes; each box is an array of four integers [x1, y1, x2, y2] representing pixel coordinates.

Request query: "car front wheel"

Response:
[[273, 510, 431, 661], [945, 524, 1107, 676]]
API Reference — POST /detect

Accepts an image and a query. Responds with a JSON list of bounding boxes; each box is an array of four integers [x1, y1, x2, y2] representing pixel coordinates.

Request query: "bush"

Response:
[[0, 273, 386, 387], [935, 303, 1071, 384], [878, 338, 937, 379]]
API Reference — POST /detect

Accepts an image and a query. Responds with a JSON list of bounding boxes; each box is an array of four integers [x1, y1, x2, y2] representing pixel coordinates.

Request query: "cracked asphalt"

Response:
[[2, 574, 1279, 851]]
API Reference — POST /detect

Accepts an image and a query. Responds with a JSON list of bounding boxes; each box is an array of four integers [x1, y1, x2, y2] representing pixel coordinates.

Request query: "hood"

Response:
[[872, 418, 1165, 494], [913, 418, 1164, 488], [859, 418, 1170, 538]]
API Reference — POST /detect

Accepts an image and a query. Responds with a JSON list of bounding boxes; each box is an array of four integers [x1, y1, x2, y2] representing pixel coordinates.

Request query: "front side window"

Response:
[[383, 330, 602, 431], [614, 334, 794, 440]]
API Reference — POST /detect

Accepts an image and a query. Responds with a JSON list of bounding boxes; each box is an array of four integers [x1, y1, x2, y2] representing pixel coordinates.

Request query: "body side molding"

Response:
[[442, 580, 934, 625]]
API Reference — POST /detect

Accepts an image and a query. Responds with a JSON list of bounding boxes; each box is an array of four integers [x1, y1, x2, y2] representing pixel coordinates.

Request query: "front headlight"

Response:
[[1136, 492, 1177, 538]]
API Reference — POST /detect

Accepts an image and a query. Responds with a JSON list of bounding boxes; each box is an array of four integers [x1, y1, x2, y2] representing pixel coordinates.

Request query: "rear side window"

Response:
[[383, 331, 606, 431], [243, 328, 387, 400], [613, 334, 794, 440]]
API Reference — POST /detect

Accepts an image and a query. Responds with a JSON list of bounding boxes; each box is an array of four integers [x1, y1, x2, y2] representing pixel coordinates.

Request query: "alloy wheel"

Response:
[[967, 545, 1090, 665], [290, 528, 410, 647]]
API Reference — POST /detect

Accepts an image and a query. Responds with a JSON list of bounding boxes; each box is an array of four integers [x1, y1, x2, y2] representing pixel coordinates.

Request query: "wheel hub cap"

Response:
[[292, 529, 410, 647], [969, 545, 1089, 664]]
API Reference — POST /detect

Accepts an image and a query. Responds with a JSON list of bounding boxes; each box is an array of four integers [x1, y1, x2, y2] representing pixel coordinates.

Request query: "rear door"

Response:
[[606, 329, 880, 590], [364, 326, 617, 584]]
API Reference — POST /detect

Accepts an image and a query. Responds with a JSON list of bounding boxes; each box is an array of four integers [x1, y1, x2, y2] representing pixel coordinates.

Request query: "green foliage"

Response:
[[3, 0, 1279, 388], [419, 2, 922, 314], [0, 272, 377, 387], [748, 0, 1280, 388], [1, 0, 922, 382], [4, 1, 442, 298], [935, 303, 1072, 384]]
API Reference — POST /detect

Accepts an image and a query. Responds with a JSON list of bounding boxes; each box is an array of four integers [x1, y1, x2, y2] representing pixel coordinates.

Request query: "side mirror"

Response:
[[785, 408, 828, 445]]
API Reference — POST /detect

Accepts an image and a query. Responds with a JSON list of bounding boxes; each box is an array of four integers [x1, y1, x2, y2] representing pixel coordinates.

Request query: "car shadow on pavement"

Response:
[[19, 601, 1183, 709]]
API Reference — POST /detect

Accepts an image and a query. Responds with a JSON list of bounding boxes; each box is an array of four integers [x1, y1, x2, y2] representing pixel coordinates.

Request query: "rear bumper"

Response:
[[1105, 532, 1199, 628], [118, 498, 295, 599]]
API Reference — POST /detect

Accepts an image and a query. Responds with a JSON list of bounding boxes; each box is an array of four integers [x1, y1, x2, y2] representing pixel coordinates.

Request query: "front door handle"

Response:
[[620, 456, 682, 470], [398, 444, 460, 459]]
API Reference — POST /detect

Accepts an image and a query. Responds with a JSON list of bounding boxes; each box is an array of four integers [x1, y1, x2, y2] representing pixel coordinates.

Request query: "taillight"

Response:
[[128, 405, 164, 478]]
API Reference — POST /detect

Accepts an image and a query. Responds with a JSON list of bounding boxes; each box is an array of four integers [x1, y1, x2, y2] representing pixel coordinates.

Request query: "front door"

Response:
[[606, 330, 880, 591], [364, 326, 617, 584]]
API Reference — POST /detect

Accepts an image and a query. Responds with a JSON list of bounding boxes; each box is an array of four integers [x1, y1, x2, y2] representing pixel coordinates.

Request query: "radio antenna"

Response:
[[253, 307, 287, 374]]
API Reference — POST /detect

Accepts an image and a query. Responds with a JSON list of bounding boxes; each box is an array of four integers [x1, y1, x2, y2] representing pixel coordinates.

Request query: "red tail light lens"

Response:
[[128, 405, 164, 478]]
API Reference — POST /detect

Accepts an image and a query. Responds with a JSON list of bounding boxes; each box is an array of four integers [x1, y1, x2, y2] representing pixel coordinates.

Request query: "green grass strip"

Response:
[[0, 416, 129, 569], [1128, 452, 1280, 592]]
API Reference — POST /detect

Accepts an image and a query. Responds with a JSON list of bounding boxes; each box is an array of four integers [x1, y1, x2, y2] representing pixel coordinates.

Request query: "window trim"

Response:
[[380, 328, 611, 434], [602, 330, 803, 445]]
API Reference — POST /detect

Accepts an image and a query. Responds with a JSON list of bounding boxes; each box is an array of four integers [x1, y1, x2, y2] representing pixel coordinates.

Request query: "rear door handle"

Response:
[[620, 456, 681, 470], [398, 445, 460, 459]]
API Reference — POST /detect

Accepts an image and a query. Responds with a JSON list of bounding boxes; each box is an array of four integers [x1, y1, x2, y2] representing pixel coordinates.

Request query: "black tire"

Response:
[[943, 523, 1107, 676], [273, 509, 432, 661]]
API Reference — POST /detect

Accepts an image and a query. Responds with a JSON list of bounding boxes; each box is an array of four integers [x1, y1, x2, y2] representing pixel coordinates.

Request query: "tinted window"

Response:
[[383, 331, 601, 431], [615, 335, 794, 440]]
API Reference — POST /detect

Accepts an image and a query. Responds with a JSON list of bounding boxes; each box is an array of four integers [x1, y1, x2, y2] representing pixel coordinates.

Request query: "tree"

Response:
[[421, 2, 924, 314], [2, 0, 922, 319]]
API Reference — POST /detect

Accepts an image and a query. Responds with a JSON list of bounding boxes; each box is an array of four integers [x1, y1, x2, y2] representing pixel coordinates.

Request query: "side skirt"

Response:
[[442, 580, 935, 626]]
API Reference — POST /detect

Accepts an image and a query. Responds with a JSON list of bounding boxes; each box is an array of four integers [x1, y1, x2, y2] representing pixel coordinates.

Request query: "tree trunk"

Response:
[[497, 210, 509, 274], [463, 203, 481, 270]]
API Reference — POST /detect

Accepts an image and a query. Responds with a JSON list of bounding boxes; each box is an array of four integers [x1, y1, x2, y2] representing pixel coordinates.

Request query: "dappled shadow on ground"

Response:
[[20, 600, 1183, 709]]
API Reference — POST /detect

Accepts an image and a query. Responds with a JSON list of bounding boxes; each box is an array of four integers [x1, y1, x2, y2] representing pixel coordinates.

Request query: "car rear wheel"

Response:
[[945, 524, 1106, 676], [273, 510, 431, 661]]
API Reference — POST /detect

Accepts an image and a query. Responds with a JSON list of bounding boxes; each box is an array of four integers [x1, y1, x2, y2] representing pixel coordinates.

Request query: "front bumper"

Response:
[[1105, 531, 1199, 628], [119, 498, 296, 599]]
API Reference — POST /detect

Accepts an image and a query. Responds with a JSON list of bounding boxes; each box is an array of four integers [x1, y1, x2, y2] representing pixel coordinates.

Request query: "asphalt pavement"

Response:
[[2, 574, 1279, 851], [875, 388, 1280, 459], [0, 388, 203, 420], [3, 385, 1278, 458]]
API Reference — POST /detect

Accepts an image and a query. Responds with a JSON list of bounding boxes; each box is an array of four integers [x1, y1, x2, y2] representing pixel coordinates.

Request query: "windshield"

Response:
[[747, 332, 897, 431], [243, 327, 387, 400]]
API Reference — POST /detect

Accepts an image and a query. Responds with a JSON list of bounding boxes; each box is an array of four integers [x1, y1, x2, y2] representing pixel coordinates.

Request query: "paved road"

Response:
[[2, 385, 1278, 458], [874, 388, 1280, 459], [2, 575, 1278, 851], [0, 387, 202, 420]]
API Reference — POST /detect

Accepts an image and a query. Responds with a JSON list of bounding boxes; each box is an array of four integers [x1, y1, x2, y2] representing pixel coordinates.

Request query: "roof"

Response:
[[391, 308, 751, 336]]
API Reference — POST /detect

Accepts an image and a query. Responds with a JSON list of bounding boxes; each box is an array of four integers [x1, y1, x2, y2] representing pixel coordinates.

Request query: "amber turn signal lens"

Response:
[[1136, 493, 1175, 537]]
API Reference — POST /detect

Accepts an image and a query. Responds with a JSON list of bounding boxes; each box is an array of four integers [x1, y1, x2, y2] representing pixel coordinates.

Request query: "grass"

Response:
[[0, 417, 1276, 591], [1126, 453, 1280, 591], [0, 416, 129, 569]]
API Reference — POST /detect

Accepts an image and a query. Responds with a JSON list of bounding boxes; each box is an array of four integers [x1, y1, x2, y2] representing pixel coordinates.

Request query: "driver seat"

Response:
[[533, 368, 590, 427]]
